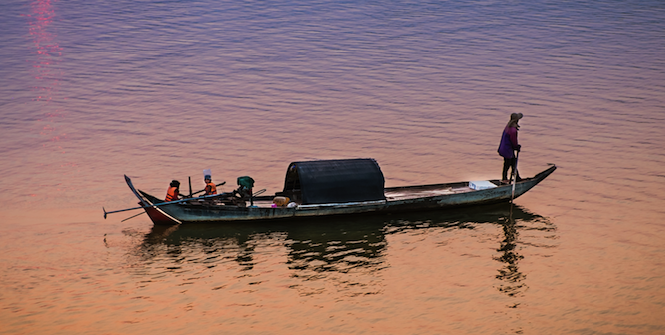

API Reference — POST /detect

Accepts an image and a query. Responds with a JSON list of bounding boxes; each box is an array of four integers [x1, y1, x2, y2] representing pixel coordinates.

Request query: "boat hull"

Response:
[[127, 165, 556, 225]]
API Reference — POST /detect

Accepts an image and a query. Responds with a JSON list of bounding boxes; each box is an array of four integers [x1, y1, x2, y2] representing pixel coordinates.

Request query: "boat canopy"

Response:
[[281, 158, 386, 205]]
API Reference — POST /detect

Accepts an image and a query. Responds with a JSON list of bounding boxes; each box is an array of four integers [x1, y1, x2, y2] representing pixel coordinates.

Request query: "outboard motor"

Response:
[[236, 176, 255, 206]]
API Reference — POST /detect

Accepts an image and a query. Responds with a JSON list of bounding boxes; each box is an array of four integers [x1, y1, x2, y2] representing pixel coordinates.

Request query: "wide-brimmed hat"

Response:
[[510, 113, 523, 121]]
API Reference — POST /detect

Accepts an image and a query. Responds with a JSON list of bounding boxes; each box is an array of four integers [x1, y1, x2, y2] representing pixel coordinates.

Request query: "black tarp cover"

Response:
[[283, 158, 386, 205]]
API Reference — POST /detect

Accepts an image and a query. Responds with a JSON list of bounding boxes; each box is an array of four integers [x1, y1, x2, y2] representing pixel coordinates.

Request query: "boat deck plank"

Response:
[[385, 186, 472, 201]]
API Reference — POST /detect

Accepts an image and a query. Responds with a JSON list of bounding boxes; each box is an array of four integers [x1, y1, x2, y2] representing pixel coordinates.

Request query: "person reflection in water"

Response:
[[496, 216, 526, 300], [165, 180, 180, 202], [498, 113, 523, 185]]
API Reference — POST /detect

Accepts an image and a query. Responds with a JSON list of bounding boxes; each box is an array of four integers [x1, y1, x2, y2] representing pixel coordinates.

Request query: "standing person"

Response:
[[498, 113, 523, 184], [204, 175, 217, 195], [165, 180, 180, 202]]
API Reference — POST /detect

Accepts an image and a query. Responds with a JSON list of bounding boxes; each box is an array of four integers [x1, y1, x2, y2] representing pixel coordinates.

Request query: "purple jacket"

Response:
[[498, 126, 519, 158]]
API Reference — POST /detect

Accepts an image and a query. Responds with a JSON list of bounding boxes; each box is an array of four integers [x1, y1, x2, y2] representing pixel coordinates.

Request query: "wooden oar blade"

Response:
[[121, 211, 145, 222]]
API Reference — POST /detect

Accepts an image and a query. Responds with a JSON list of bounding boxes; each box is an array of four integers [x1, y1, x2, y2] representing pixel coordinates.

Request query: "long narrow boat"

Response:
[[125, 158, 556, 225]]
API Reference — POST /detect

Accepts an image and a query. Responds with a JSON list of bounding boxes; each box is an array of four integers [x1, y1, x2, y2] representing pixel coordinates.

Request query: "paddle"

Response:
[[511, 150, 519, 203], [188, 181, 226, 197], [103, 191, 229, 219], [121, 211, 145, 222], [249, 188, 267, 206]]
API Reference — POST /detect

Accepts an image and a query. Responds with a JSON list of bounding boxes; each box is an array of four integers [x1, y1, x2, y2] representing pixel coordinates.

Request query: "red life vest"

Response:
[[204, 182, 217, 195], [166, 186, 179, 202]]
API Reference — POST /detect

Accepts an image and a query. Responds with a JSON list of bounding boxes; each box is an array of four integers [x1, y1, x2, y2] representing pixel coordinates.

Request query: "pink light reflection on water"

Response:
[[26, 0, 66, 145]]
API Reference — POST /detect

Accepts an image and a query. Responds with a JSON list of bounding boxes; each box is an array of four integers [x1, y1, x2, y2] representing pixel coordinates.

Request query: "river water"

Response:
[[1, 0, 664, 334]]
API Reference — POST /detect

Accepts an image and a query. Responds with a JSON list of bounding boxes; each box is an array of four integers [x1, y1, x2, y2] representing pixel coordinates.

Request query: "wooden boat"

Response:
[[125, 158, 556, 225]]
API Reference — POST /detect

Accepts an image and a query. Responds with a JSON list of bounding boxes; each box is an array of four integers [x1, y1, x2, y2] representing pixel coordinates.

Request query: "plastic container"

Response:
[[469, 180, 497, 190]]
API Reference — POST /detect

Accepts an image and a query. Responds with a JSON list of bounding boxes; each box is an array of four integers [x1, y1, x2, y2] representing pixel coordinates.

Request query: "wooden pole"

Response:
[[511, 151, 519, 202], [103, 191, 227, 218]]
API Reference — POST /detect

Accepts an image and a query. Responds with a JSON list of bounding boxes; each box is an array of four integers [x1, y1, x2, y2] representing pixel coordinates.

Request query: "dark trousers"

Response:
[[502, 157, 520, 181]]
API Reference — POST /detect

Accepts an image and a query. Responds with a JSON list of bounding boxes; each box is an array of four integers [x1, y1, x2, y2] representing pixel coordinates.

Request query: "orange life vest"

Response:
[[204, 182, 217, 195], [166, 186, 179, 202]]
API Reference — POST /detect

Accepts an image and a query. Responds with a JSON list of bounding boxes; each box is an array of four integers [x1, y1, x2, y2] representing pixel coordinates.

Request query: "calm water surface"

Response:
[[1, 0, 664, 334]]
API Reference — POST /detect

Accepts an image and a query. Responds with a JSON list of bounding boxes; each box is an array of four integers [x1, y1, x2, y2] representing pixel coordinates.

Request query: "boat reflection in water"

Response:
[[130, 203, 555, 299]]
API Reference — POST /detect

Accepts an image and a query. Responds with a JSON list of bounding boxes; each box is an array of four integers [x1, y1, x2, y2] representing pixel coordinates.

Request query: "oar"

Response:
[[104, 205, 144, 218], [511, 150, 519, 203], [189, 181, 226, 197], [103, 191, 229, 219], [121, 211, 145, 222], [249, 188, 267, 206]]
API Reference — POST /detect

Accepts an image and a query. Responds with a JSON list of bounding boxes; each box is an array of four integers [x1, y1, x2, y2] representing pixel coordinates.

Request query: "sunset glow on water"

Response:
[[1, 0, 664, 333]]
